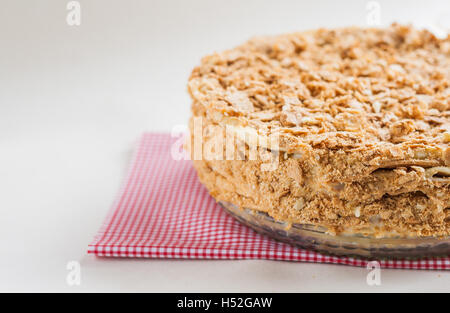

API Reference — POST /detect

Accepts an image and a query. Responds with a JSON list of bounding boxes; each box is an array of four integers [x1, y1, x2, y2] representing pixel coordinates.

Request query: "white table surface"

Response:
[[1, 0, 449, 292]]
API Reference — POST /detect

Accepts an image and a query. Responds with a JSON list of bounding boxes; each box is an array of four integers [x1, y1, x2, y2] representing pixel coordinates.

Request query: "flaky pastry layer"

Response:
[[188, 25, 450, 237]]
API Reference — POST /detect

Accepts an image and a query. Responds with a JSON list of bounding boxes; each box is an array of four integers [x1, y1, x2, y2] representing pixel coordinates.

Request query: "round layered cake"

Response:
[[187, 24, 450, 241]]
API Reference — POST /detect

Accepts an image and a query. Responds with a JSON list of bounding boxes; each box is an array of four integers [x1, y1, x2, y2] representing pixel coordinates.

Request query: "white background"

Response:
[[1, 0, 449, 292]]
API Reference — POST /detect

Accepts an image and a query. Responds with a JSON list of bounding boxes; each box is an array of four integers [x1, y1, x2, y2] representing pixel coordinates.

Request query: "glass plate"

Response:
[[220, 201, 450, 259]]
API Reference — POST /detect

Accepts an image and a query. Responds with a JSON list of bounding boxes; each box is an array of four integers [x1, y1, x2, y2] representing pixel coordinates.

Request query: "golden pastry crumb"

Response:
[[188, 24, 450, 238]]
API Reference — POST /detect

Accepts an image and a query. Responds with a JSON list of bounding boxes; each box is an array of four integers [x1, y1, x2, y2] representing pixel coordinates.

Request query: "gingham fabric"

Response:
[[88, 133, 450, 270]]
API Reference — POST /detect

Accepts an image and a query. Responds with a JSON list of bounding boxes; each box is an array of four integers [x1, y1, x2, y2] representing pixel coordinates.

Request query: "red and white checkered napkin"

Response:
[[88, 133, 450, 270]]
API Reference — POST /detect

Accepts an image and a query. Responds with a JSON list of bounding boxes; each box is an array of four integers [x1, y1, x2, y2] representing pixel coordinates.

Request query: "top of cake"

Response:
[[188, 24, 449, 166]]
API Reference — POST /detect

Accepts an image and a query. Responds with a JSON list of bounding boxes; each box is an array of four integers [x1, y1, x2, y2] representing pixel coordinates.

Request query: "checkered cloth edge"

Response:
[[88, 133, 450, 270]]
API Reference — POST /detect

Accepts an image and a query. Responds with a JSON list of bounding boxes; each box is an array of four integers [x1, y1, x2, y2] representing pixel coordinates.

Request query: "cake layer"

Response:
[[188, 25, 450, 237], [189, 129, 449, 237]]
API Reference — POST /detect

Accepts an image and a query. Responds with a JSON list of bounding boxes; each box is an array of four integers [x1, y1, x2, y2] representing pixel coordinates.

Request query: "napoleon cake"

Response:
[[187, 24, 450, 238]]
